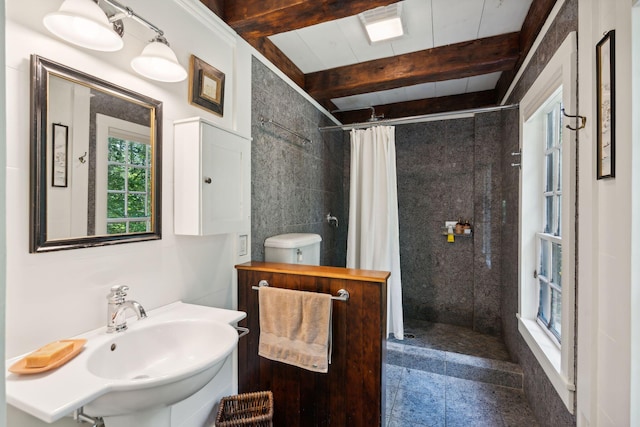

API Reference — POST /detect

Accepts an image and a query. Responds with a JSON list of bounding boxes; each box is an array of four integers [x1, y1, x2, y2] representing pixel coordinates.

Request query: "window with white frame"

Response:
[[537, 99, 563, 344], [105, 136, 152, 234], [95, 114, 151, 235], [519, 32, 576, 412]]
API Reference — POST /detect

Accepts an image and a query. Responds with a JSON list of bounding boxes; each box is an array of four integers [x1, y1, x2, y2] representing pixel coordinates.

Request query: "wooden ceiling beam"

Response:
[[306, 33, 520, 101], [334, 90, 499, 124], [199, 0, 225, 18], [224, 0, 399, 40]]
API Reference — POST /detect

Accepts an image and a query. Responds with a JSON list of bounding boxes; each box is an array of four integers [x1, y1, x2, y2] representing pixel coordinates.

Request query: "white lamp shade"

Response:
[[43, 0, 123, 51], [131, 41, 187, 82]]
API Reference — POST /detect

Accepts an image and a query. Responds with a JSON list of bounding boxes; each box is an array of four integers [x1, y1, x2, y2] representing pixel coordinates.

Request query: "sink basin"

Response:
[[83, 318, 238, 416], [5, 301, 246, 425]]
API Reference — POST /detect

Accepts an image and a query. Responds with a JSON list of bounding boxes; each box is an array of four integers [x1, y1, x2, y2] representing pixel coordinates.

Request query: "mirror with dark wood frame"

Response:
[[30, 55, 163, 252]]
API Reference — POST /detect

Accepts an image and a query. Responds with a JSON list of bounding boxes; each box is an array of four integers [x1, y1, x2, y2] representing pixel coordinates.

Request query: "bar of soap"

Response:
[[24, 341, 74, 368]]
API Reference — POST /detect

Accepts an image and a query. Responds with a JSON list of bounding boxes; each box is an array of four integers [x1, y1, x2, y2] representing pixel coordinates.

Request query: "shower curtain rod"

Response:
[[318, 104, 519, 132]]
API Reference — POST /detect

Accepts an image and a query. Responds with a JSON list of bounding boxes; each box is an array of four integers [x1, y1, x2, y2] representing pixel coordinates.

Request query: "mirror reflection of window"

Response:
[[106, 136, 152, 234], [95, 114, 151, 236]]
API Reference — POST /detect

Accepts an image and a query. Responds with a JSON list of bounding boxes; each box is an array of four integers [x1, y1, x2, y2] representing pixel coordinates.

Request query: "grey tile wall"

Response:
[[394, 115, 503, 336], [251, 58, 346, 266], [500, 0, 578, 425], [500, 108, 521, 360], [473, 111, 505, 336], [395, 119, 474, 327]]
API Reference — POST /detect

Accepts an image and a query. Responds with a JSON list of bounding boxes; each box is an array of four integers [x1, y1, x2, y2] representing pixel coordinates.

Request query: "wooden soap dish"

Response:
[[8, 339, 87, 374]]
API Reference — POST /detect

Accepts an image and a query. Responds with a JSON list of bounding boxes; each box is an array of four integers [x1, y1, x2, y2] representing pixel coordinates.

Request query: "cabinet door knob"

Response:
[[204, 177, 212, 184]]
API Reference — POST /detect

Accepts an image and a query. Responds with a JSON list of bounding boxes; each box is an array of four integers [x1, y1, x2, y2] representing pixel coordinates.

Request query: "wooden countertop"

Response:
[[235, 261, 390, 283]]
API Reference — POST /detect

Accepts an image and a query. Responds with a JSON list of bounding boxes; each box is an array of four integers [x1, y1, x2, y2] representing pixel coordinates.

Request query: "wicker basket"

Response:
[[215, 391, 274, 427]]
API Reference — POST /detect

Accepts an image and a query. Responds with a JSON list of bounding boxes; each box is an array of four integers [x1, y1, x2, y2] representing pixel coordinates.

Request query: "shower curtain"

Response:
[[347, 126, 404, 339]]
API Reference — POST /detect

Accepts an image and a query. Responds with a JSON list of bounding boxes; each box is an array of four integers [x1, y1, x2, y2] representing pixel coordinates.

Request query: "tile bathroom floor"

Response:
[[385, 319, 539, 427], [396, 318, 512, 361]]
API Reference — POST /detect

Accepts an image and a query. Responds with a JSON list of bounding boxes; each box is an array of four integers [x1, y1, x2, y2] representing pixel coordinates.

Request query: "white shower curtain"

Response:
[[347, 126, 404, 339]]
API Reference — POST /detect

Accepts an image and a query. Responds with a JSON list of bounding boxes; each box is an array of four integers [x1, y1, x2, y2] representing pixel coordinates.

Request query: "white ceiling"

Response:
[[269, 0, 533, 111]]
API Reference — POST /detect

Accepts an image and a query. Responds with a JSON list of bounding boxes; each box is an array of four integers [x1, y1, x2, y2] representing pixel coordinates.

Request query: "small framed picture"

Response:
[[596, 30, 615, 179], [51, 123, 68, 187], [189, 55, 225, 117]]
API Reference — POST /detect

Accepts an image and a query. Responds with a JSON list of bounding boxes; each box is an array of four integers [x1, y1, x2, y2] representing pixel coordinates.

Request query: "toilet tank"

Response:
[[264, 233, 322, 265]]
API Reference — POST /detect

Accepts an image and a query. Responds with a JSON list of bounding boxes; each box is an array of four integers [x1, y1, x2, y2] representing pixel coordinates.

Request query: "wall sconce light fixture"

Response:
[[43, 0, 187, 82], [358, 3, 404, 44]]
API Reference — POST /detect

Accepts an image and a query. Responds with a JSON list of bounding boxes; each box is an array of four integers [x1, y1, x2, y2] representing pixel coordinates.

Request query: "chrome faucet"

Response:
[[106, 285, 147, 333]]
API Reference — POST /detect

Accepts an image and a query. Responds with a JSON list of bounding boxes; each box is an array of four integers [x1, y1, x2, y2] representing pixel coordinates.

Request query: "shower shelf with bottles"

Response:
[[442, 220, 473, 241]]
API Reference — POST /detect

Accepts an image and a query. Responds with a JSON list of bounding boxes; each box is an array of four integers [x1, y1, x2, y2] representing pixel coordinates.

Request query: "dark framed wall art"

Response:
[[51, 123, 68, 187], [596, 30, 615, 179], [189, 55, 225, 117]]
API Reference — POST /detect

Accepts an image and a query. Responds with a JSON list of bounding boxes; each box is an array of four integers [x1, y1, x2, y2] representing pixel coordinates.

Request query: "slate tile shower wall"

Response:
[[499, 0, 578, 425], [251, 57, 346, 265], [395, 113, 503, 336]]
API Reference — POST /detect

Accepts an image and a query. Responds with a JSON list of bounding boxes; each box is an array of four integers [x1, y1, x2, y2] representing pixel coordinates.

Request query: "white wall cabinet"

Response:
[[174, 117, 250, 235]]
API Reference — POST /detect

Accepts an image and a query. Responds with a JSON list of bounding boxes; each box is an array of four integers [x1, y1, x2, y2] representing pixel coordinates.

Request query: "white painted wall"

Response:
[[631, 5, 640, 426], [577, 0, 636, 426], [0, 0, 7, 424], [5, 0, 252, 425]]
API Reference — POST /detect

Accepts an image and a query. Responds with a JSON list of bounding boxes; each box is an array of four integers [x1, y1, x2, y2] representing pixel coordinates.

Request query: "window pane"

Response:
[[538, 280, 550, 324], [545, 154, 554, 192], [107, 193, 125, 218], [539, 239, 549, 278], [127, 194, 147, 218], [107, 165, 125, 191], [552, 243, 562, 288], [108, 138, 126, 163], [545, 196, 554, 233], [546, 110, 555, 149], [558, 104, 563, 146], [551, 289, 562, 339], [557, 150, 563, 191], [129, 221, 148, 233], [129, 142, 147, 166], [556, 195, 562, 236], [128, 167, 147, 192], [107, 222, 126, 234]]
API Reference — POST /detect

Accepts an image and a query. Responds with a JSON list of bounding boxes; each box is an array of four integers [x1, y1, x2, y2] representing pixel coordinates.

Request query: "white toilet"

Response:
[[264, 233, 322, 265]]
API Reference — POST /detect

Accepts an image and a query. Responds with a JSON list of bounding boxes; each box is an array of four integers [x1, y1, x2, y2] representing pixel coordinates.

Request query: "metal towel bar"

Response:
[[260, 117, 312, 144], [252, 279, 349, 302]]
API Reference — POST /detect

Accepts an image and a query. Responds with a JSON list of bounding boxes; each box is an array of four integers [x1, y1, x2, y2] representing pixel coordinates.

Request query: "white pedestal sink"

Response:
[[5, 302, 246, 426], [85, 318, 238, 426]]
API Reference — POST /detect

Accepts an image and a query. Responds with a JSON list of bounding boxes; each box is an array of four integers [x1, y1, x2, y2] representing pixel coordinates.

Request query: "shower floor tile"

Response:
[[385, 320, 538, 426], [391, 318, 512, 361], [385, 365, 538, 427]]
